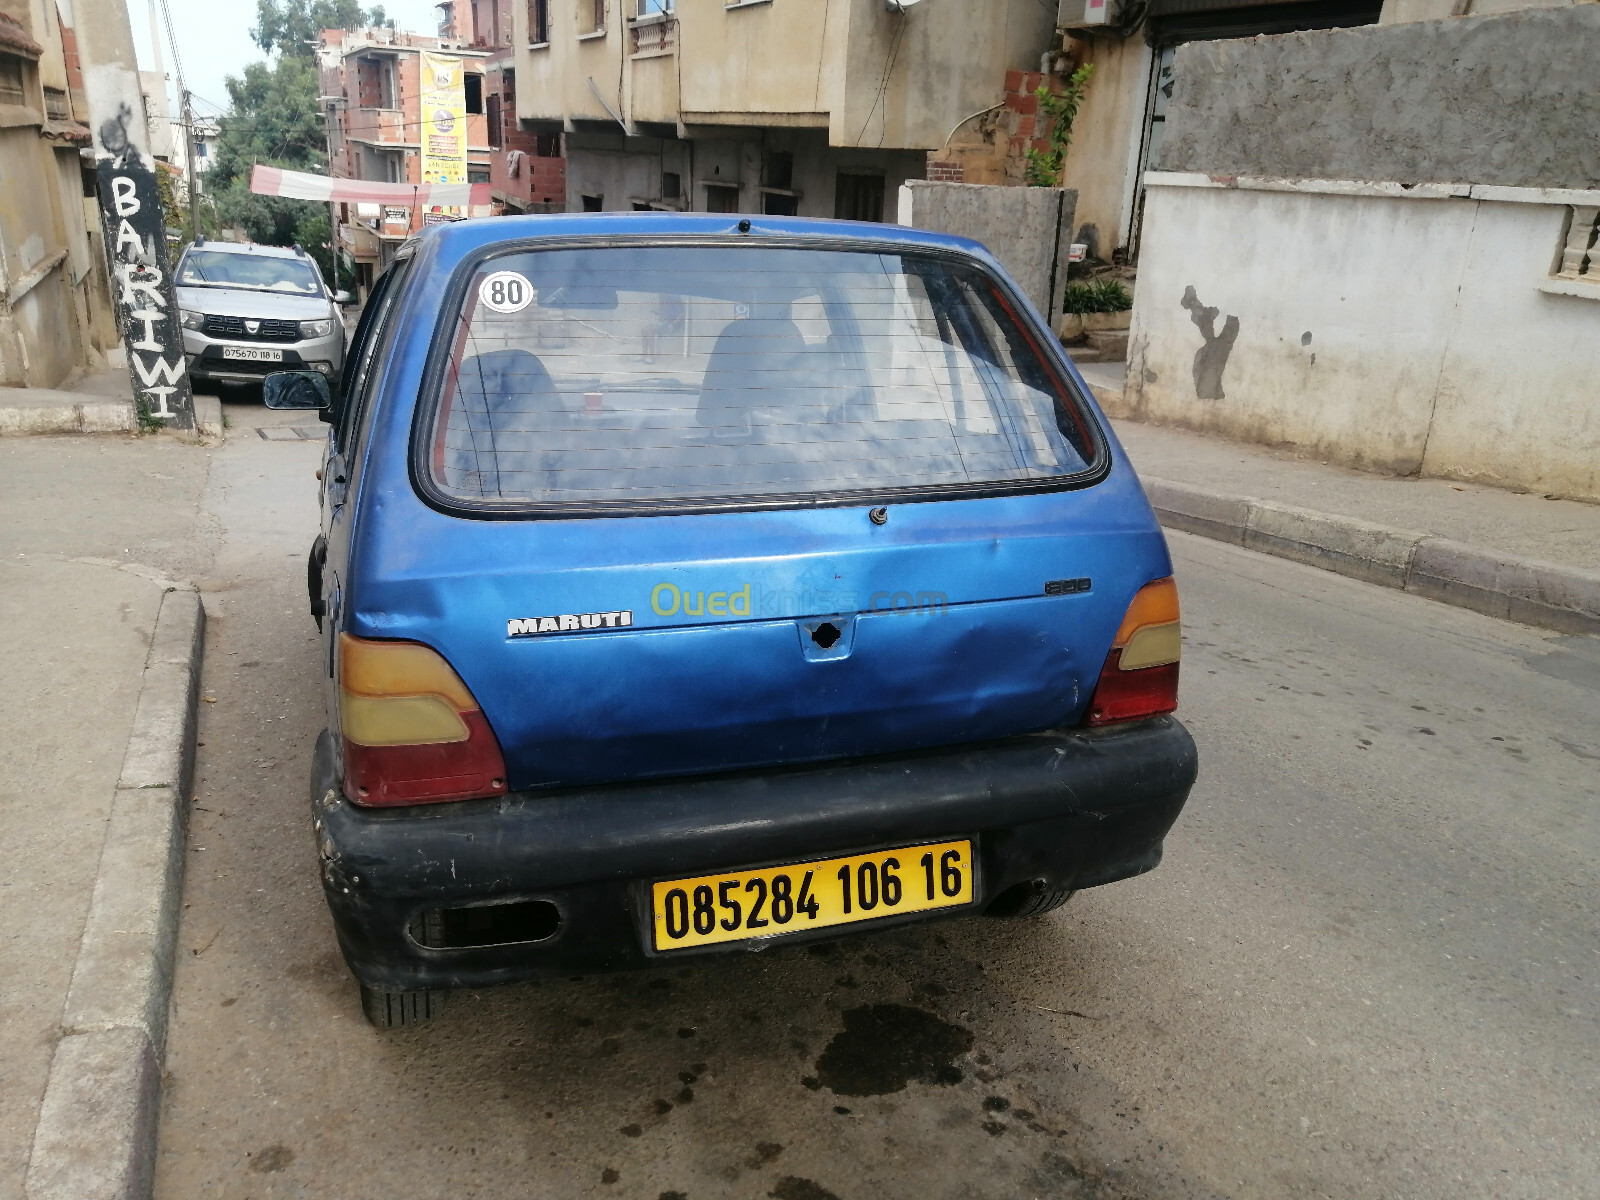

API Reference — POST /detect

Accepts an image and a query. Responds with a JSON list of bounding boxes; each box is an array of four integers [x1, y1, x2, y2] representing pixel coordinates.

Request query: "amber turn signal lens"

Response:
[[337, 634, 508, 807], [1111, 576, 1180, 649], [1086, 577, 1182, 726]]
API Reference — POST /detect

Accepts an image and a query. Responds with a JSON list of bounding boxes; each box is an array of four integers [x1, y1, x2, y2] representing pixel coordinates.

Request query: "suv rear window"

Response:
[[423, 244, 1099, 511]]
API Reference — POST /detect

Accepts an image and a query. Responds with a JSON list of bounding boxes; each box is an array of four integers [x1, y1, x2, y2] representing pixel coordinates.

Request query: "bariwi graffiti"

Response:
[[96, 104, 194, 430], [1180, 285, 1240, 401]]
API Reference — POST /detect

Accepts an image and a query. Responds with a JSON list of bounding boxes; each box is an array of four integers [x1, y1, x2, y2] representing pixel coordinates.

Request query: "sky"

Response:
[[132, 0, 448, 120]]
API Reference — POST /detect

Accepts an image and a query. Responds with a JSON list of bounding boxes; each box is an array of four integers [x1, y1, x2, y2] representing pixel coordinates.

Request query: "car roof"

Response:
[[184, 240, 309, 261], [410, 212, 1001, 267]]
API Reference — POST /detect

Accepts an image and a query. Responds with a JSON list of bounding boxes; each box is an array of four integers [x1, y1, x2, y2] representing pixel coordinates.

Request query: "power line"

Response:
[[154, 0, 201, 237]]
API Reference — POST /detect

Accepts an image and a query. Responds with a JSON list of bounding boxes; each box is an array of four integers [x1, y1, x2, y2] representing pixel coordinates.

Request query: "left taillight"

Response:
[[337, 633, 508, 807], [1085, 577, 1181, 726]]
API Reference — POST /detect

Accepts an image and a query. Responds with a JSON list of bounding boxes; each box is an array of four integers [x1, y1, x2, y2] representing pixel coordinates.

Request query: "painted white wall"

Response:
[[1422, 199, 1600, 497], [1121, 176, 1600, 500]]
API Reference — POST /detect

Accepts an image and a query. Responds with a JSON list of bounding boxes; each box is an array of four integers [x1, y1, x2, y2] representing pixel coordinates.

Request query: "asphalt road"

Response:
[[154, 401, 1600, 1200]]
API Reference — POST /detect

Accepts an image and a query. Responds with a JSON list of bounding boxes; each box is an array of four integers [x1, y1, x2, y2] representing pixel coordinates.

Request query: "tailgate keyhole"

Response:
[[810, 621, 842, 650]]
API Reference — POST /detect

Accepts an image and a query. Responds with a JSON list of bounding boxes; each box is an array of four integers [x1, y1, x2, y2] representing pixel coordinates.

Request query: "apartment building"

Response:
[[320, 25, 495, 285], [0, 0, 117, 387], [437, 0, 566, 213], [510, 0, 1058, 218]]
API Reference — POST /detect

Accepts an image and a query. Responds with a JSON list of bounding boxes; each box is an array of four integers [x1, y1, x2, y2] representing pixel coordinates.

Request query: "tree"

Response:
[[203, 0, 390, 278], [251, 0, 391, 56], [209, 56, 325, 192]]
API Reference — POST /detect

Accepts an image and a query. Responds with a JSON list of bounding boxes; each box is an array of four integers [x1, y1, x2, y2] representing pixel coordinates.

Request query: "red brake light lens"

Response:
[[1086, 578, 1181, 726], [338, 634, 508, 807]]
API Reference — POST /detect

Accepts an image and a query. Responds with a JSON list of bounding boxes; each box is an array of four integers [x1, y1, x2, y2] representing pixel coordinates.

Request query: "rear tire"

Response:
[[1013, 886, 1074, 917], [987, 880, 1075, 919], [359, 982, 445, 1028]]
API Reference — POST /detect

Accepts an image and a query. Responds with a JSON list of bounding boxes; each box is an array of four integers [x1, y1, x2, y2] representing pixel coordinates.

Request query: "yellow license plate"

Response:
[[650, 839, 975, 951]]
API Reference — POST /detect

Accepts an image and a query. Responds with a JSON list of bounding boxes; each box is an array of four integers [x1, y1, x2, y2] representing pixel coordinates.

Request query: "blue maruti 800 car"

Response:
[[265, 213, 1197, 1029]]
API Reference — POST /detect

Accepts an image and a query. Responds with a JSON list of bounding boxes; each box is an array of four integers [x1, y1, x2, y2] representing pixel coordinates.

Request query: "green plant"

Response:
[[133, 397, 165, 433], [1024, 64, 1095, 188], [1062, 278, 1132, 315]]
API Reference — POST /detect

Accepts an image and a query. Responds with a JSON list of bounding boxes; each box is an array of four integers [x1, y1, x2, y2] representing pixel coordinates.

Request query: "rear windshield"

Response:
[[423, 244, 1098, 511]]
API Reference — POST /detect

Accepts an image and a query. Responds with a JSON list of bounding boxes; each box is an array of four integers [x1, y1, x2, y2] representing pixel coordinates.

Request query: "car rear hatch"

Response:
[[363, 236, 1166, 790]]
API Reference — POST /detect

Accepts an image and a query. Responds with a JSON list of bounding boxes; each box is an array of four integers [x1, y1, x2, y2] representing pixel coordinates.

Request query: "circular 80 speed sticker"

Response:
[[478, 270, 533, 313]]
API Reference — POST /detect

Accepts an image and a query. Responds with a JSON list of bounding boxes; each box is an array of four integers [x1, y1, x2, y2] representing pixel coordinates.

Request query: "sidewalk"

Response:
[[0, 354, 222, 439], [1076, 361, 1600, 634], [0, 433, 212, 1200]]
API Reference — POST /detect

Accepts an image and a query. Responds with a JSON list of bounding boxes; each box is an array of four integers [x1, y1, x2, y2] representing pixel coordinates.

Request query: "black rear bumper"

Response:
[[311, 718, 1198, 992]]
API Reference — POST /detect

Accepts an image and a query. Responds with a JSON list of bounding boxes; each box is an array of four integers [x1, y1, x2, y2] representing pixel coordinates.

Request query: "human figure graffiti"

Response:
[[1180, 285, 1240, 401], [97, 102, 145, 172]]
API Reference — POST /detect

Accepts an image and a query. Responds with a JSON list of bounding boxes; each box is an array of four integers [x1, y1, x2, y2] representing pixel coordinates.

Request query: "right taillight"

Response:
[[337, 633, 509, 807], [1085, 577, 1181, 726]]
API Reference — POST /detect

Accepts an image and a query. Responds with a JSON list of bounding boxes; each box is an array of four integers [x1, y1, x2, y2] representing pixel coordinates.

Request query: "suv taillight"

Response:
[[1085, 577, 1181, 726], [337, 634, 508, 807]]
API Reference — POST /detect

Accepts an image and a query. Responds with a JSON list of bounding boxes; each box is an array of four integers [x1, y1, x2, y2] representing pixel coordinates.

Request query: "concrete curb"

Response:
[[0, 397, 136, 436], [0, 391, 220, 439], [25, 589, 205, 1200], [193, 394, 222, 440], [1145, 478, 1600, 637]]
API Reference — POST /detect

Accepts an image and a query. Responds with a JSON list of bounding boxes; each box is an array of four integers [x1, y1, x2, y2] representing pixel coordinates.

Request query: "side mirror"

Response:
[[263, 370, 332, 410], [334, 289, 353, 304]]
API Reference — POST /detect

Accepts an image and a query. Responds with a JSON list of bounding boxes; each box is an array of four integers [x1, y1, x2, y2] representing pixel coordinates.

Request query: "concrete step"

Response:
[[0, 388, 134, 436], [1087, 329, 1128, 360]]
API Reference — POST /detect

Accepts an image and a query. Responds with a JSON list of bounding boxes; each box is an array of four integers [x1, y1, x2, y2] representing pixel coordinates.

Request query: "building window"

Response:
[[661, 171, 680, 200], [762, 151, 792, 191], [530, 0, 550, 42], [43, 87, 70, 120], [705, 184, 739, 213], [834, 173, 885, 222], [584, 0, 606, 33], [1556, 206, 1600, 282], [582, 194, 604, 211], [762, 193, 797, 216], [380, 57, 398, 109], [535, 131, 561, 157], [469, 167, 491, 183], [464, 73, 483, 114], [359, 55, 400, 110], [0, 55, 26, 106], [635, 0, 671, 15]]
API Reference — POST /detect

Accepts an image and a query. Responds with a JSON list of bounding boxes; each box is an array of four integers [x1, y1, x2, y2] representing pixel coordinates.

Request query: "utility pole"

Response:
[[181, 89, 201, 240], [323, 101, 341, 297], [310, 33, 342, 299], [75, 0, 196, 430]]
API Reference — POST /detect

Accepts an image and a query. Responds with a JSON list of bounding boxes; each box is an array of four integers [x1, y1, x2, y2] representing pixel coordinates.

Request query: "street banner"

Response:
[[420, 52, 468, 221], [248, 164, 490, 207]]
